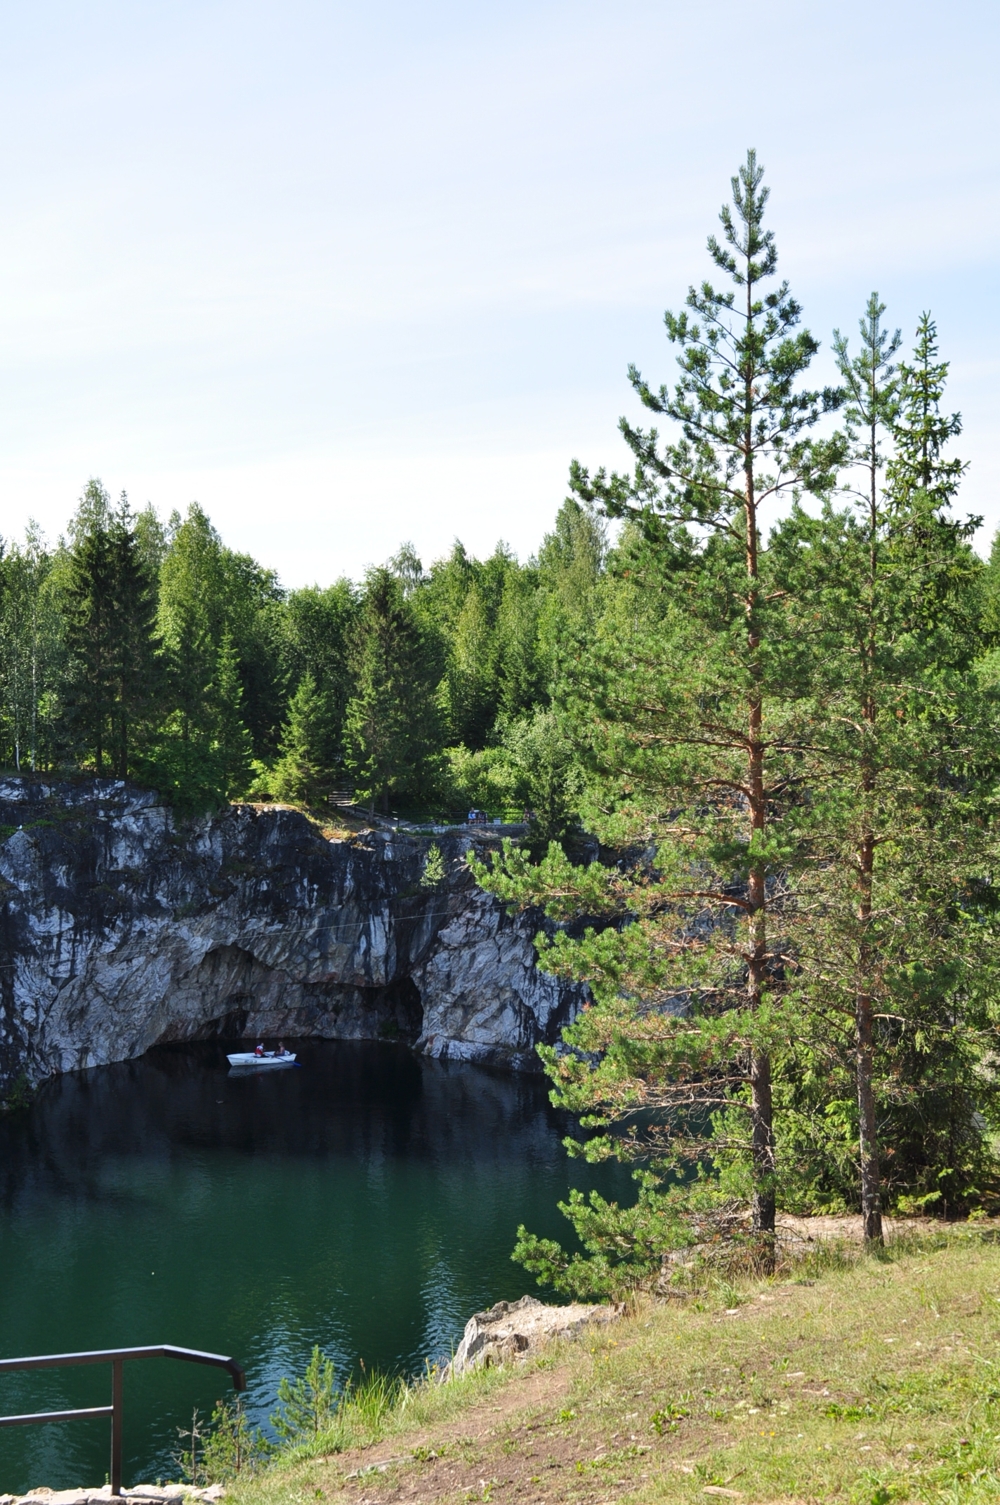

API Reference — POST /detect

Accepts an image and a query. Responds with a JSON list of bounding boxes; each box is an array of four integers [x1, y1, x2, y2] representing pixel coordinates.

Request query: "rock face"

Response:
[[440, 1295, 619, 1379], [0, 779, 584, 1092]]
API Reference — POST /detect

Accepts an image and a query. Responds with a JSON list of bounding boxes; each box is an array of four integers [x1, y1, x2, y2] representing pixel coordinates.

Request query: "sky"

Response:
[[0, 0, 998, 586]]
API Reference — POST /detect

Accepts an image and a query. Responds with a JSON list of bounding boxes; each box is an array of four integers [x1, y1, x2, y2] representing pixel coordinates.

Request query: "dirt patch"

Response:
[[314, 1362, 591, 1505], [303, 1346, 736, 1505], [776, 1213, 944, 1245]]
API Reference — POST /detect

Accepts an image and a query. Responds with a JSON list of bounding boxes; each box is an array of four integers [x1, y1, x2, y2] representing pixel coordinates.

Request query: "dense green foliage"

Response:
[[0, 486, 603, 820], [470, 153, 1000, 1288]]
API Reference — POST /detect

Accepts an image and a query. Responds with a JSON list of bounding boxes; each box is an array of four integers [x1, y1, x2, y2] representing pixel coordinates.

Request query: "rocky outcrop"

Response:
[[440, 1295, 619, 1379], [0, 779, 584, 1092]]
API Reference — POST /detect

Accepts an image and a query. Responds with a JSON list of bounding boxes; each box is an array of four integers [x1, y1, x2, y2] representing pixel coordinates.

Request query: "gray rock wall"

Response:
[[0, 779, 582, 1090]]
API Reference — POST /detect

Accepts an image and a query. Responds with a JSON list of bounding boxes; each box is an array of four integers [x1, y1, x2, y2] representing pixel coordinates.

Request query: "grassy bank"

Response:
[[230, 1230, 1000, 1505]]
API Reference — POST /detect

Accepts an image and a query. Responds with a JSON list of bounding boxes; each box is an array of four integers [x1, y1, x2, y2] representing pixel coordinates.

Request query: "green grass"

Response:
[[226, 1228, 1000, 1505]]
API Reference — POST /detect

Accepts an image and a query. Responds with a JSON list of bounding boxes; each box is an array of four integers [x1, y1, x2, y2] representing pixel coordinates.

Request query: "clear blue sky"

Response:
[[0, 0, 997, 585]]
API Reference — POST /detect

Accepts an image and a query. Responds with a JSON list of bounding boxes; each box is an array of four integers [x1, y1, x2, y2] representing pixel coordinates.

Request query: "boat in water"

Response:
[[227, 1050, 297, 1068]]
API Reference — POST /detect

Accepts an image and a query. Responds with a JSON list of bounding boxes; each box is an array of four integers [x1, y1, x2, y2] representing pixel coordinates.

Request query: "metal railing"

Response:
[[0, 1345, 246, 1495]]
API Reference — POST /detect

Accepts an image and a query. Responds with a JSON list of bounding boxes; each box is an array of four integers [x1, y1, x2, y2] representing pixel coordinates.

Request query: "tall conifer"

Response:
[[344, 568, 439, 814], [271, 672, 335, 805], [772, 307, 993, 1232], [64, 483, 117, 774], [108, 494, 160, 778], [551, 151, 841, 1255], [830, 294, 902, 1244], [63, 485, 159, 777]]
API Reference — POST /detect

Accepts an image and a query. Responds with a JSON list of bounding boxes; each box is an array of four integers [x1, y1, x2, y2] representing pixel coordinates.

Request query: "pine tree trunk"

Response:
[[744, 376, 775, 1269], [749, 1039, 775, 1244], [856, 813, 883, 1244], [855, 435, 884, 1248], [747, 689, 776, 1265]]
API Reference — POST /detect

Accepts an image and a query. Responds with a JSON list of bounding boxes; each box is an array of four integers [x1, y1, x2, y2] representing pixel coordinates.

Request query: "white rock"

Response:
[[440, 1294, 619, 1380]]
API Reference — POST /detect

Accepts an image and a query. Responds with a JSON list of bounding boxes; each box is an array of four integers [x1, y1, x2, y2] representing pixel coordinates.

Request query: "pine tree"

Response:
[[829, 293, 902, 1245], [770, 306, 996, 1228], [497, 150, 843, 1261], [271, 1346, 336, 1442]]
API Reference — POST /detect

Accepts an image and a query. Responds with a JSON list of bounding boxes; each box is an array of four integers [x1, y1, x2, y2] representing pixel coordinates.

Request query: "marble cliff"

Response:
[[0, 779, 582, 1092]]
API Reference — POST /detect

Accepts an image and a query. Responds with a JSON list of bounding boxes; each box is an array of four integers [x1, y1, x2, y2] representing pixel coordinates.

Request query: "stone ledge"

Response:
[[0, 1486, 224, 1505]]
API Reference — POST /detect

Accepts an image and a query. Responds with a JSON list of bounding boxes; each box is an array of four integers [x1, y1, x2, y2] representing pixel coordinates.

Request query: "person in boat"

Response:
[[276, 1041, 287, 1057], [254, 1042, 264, 1057]]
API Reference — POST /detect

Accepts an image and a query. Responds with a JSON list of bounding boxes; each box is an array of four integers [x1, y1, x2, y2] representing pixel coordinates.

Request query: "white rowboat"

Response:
[[227, 1051, 297, 1067]]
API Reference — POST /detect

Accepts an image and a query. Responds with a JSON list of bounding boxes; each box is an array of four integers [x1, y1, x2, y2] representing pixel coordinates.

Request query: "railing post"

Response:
[[110, 1357, 124, 1496], [0, 1343, 244, 1495]]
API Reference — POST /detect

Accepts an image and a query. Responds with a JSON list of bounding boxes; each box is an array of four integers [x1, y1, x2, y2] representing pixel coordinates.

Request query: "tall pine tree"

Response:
[[477, 151, 842, 1269], [771, 306, 995, 1230], [830, 292, 902, 1245]]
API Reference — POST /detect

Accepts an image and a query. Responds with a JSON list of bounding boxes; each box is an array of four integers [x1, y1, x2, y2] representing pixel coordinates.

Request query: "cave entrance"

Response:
[[376, 977, 423, 1044]]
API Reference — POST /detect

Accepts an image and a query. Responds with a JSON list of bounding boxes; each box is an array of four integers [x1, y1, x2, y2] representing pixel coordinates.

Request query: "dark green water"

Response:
[[0, 1040, 629, 1494]]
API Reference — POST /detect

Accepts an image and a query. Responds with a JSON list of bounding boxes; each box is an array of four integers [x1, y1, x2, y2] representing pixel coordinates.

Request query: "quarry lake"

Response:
[[0, 1040, 629, 1494]]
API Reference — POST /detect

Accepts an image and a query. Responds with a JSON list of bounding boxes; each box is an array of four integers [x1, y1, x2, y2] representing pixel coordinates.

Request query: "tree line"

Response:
[[0, 481, 604, 820], [472, 150, 1000, 1285]]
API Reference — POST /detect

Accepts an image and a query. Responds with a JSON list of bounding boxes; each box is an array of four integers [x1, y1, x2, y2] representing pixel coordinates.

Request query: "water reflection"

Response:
[[0, 1040, 629, 1493]]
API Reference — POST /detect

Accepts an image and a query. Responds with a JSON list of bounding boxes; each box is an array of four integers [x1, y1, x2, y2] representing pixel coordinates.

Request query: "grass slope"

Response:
[[232, 1232, 1000, 1505]]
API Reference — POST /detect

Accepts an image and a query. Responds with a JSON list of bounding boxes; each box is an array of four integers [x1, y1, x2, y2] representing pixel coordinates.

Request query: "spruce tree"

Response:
[[278, 580, 357, 774], [344, 568, 439, 814], [445, 583, 497, 747], [496, 568, 542, 720], [157, 504, 229, 746], [211, 630, 253, 798], [108, 494, 160, 779], [271, 672, 334, 805], [64, 483, 117, 773], [64, 487, 161, 779], [886, 314, 965, 506]]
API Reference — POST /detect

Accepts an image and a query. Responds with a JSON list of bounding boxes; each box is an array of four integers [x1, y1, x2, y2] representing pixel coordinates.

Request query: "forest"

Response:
[[0, 478, 602, 824], [6, 147, 1000, 1272]]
